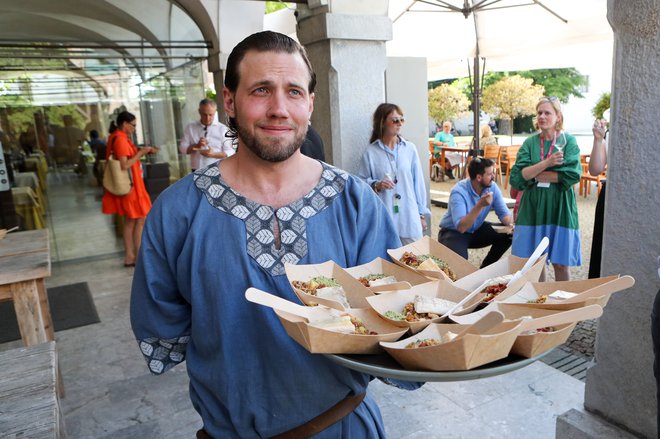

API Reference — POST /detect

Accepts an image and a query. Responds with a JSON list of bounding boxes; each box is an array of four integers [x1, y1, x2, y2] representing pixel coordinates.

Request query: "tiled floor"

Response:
[[1, 168, 586, 438]]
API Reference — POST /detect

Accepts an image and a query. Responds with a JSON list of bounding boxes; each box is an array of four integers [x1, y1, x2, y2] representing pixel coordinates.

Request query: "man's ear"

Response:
[[223, 87, 235, 117]]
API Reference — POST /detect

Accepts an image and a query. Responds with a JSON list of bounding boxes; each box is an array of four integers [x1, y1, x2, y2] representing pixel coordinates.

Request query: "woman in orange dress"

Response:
[[102, 111, 158, 267]]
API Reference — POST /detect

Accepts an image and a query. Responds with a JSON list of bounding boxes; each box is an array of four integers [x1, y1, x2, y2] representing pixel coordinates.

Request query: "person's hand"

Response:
[[592, 118, 607, 140], [477, 192, 493, 208], [197, 137, 209, 150], [420, 215, 427, 231], [199, 148, 214, 157], [379, 179, 396, 190], [546, 151, 564, 167]]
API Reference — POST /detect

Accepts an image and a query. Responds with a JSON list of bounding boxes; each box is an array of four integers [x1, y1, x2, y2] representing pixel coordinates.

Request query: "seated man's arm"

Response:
[[491, 185, 514, 227], [454, 192, 492, 233]]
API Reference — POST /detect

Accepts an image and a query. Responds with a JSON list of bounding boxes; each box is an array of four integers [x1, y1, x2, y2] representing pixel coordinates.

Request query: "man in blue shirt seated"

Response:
[[439, 157, 514, 268]]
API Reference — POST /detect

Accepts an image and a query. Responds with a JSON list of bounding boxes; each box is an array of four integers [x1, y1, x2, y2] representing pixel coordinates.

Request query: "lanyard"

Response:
[[539, 132, 557, 160]]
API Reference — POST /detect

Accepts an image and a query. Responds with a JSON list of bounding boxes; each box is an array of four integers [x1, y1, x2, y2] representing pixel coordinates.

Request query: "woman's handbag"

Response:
[[102, 137, 133, 196]]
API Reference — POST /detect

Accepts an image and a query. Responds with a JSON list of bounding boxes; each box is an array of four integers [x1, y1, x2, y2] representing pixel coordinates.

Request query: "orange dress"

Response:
[[101, 130, 152, 219]]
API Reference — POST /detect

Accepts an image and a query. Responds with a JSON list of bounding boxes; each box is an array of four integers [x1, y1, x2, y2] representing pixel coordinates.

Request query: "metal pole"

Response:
[[473, 54, 480, 155]]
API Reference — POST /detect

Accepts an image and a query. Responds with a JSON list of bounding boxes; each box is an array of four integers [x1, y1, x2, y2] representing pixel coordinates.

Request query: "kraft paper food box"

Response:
[[344, 257, 433, 293], [387, 236, 478, 281]]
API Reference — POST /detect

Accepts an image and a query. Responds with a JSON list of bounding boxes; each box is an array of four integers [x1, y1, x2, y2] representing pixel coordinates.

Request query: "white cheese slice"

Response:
[[310, 315, 355, 333], [316, 286, 350, 308], [368, 276, 397, 287], [413, 295, 457, 315], [548, 290, 579, 300]]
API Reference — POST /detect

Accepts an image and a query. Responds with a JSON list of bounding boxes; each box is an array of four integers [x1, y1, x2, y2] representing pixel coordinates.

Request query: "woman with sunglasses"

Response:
[[102, 111, 158, 267], [509, 97, 582, 281], [358, 103, 430, 245]]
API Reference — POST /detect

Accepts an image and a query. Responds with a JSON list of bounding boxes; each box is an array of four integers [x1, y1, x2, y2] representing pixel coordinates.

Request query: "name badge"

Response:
[[537, 181, 551, 188]]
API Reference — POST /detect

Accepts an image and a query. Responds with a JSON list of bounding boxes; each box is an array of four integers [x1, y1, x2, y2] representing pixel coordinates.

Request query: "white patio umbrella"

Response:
[[387, 0, 612, 151]]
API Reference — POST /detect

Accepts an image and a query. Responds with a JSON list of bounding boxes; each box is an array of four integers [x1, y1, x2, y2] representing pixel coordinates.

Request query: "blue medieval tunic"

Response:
[[130, 162, 418, 438]]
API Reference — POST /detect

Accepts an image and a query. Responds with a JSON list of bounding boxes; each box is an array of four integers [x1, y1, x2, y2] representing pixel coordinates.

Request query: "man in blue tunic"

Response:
[[130, 31, 419, 438]]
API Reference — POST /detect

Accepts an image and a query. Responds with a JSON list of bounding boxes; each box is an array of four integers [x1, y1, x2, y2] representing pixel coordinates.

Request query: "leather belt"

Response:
[[196, 392, 366, 439], [271, 392, 366, 439]]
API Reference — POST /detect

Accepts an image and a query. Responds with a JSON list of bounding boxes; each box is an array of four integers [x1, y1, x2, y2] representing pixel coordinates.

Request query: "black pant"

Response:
[[652, 288, 660, 437], [438, 222, 512, 268], [588, 181, 606, 278]]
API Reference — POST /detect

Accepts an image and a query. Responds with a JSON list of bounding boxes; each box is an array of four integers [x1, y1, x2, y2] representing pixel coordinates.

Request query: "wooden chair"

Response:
[[483, 144, 502, 182], [428, 140, 435, 175], [580, 162, 606, 197], [503, 145, 521, 189]]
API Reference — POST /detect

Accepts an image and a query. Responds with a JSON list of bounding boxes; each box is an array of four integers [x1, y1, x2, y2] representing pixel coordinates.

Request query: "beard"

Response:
[[234, 112, 307, 163]]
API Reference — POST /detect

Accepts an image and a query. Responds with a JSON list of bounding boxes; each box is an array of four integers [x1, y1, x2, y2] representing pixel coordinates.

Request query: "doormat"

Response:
[[0, 282, 100, 343]]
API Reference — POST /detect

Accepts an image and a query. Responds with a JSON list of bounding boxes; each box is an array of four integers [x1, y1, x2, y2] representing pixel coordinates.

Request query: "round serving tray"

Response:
[[325, 349, 552, 382]]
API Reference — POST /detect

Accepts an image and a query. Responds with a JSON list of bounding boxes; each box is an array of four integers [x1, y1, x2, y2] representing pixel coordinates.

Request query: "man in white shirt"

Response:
[[179, 98, 234, 171]]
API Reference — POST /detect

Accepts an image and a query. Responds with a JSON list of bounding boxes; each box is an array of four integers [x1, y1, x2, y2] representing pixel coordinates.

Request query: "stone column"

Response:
[[557, 1, 660, 437], [296, 1, 391, 172]]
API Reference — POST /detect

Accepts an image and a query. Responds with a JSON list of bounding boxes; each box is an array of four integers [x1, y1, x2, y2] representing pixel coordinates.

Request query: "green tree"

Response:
[[483, 68, 587, 103], [428, 83, 470, 126], [265, 2, 290, 13], [481, 75, 545, 136], [592, 92, 611, 119]]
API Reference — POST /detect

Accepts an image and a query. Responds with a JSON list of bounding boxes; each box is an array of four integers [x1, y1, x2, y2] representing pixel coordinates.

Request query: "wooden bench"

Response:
[[0, 342, 66, 438]]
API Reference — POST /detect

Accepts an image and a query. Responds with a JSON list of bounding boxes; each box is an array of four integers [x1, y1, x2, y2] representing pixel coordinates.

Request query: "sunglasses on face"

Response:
[[389, 117, 405, 124]]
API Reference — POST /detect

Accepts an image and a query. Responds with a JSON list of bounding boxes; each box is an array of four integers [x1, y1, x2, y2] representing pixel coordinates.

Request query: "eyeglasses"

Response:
[[389, 117, 405, 124], [539, 96, 560, 103]]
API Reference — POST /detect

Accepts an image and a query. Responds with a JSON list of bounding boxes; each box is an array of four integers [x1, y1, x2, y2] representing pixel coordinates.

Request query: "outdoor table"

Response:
[[0, 342, 66, 438], [25, 155, 48, 191], [438, 145, 470, 181], [11, 186, 46, 229], [0, 229, 63, 396], [15, 171, 46, 206]]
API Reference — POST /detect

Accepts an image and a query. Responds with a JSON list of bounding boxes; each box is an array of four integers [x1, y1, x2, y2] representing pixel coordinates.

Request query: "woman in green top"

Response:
[[509, 97, 582, 281]]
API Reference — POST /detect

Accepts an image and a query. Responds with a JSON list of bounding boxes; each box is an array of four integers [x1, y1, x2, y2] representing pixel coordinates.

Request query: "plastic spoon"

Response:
[[245, 288, 342, 322], [559, 275, 635, 304], [507, 236, 549, 286], [519, 304, 603, 332], [451, 310, 505, 340], [444, 278, 492, 317]]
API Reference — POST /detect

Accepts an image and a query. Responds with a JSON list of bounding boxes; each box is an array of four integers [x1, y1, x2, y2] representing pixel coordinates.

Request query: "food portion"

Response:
[[527, 295, 548, 304], [385, 295, 456, 322], [521, 326, 557, 335], [310, 314, 378, 335], [292, 276, 350, 308], [526, 290, 578, 304], [399, 251, 457, 281], [405, 331, 458, 348], [358, 274, 397, 288], [478, 275, 514, 303]]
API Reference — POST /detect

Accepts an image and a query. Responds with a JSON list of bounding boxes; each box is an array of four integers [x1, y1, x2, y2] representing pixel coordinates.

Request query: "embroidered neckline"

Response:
[[193, 162, 348, 275]]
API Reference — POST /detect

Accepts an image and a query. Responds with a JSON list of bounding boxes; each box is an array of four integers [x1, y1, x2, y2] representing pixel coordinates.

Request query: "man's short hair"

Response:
[[468, 157, 495, 180], [199, 98, 217, 109], [224, 31, 316, 140]]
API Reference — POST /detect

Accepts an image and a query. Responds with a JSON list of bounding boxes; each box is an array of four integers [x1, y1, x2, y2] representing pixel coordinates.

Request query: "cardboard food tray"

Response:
[[344, 257, 432, 293], [285, 261, 374, 309], [452, 254, 547, 301], [488, 303, 579, 358], [274, 308, 408, 354], [365, 281, 481, 334], [501, 275, 624, 310], [387, 236, 478, 281], [380, 321, 524, 371]]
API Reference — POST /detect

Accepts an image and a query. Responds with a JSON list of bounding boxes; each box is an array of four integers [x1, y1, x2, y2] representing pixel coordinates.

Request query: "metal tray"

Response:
[[325, 349, 552, 382]]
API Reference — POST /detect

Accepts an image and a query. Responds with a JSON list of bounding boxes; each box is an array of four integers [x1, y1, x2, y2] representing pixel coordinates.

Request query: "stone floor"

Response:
[[0, 167, 595, 438]]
